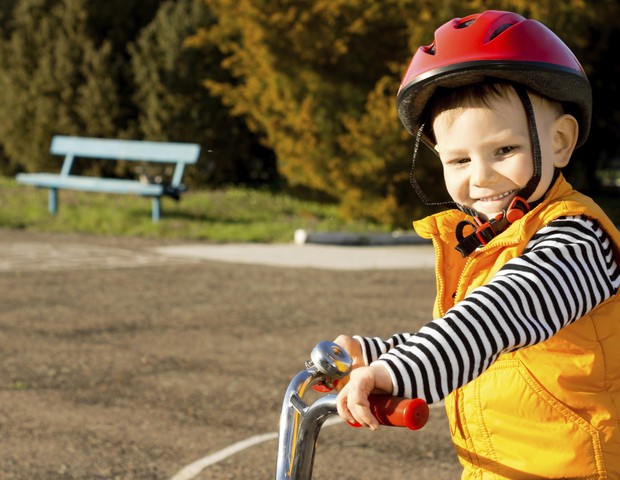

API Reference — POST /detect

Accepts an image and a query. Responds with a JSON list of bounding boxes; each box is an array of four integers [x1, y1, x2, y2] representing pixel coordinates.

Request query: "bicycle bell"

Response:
[[309, 341, 352, 380]]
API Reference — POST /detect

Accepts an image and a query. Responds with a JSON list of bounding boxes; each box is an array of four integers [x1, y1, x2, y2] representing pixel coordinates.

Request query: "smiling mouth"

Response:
[[478, 190, 515, 202]]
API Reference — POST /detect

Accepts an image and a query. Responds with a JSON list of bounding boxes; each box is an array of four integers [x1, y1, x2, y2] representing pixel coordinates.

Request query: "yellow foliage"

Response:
[[191, 0, 619, 226]]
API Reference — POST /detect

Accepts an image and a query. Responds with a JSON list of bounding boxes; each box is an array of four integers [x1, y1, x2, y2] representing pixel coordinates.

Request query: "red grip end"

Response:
[[368, 395, 429, 430]]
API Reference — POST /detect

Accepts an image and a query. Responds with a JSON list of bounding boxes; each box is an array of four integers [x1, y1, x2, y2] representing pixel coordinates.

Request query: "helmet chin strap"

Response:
[[512, 85, 543, 201], [409, 84, 544, 257]]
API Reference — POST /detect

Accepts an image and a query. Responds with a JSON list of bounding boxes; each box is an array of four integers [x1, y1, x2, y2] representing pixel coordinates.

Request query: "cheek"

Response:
[[443, 169, 468, 201], [497, 157, 533, 186]]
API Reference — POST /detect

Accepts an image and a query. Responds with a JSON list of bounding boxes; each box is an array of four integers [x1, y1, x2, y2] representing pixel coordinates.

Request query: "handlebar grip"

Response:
[[348, 395, 429, 431]]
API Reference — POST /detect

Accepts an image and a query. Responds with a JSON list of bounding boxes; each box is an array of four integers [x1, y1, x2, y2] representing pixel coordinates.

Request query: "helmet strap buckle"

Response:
[[455, 197, 531, 257], [505, 196, 530, 223]]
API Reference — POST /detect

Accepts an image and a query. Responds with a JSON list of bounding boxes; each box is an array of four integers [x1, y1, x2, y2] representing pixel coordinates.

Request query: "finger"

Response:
[[346, 391, 379, 431], [338, 367, 381, 430], [349, 406, 379, 430], [336, 386, 356, 425], [337, 385, 376, 429]]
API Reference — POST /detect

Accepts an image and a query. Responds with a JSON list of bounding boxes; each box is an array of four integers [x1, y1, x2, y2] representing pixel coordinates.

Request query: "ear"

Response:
[[553, 114, 579, 168]]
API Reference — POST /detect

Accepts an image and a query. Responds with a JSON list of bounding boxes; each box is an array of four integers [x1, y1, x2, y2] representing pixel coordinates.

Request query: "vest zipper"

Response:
[[431, 234, 448, 317], [453, 254, 476, 305]]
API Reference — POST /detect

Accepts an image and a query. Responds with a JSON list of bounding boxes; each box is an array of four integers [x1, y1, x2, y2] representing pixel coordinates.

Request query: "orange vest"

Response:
[[414, 176, 620, 479]]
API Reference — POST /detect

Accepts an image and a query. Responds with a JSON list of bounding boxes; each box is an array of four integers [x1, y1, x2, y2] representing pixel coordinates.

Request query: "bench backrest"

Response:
[[51, 135, 201, 186]]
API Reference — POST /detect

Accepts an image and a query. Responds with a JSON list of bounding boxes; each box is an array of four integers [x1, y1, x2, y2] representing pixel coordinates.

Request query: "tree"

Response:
[[0, 0, 616, 222], [83, 0, 166, 132], [199, 0, 620, 226], [199, 0, 451, 223], [129, 0, 276, 186], [0, 0, 119, 175], [0, 0, 19, 34]]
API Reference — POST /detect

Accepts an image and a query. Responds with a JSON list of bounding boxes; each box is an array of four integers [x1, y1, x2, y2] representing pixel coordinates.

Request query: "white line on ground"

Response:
[[168, 417, 343, 480]]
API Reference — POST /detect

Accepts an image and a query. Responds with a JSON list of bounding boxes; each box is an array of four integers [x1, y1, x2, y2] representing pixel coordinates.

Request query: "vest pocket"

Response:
[[471, 359, 604, 479]]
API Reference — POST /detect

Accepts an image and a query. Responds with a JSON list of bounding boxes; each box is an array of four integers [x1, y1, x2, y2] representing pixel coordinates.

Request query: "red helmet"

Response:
[[396, 10, 592, 146]]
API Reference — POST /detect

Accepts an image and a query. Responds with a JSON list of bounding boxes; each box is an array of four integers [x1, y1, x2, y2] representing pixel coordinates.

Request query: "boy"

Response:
[[334, 10, 620, 478]]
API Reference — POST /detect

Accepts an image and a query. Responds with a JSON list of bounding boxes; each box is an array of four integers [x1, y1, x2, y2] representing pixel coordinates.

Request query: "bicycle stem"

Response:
[[276, 341, 351, 480], [275, 367, 336, 479], [275, 342, 431, 479]]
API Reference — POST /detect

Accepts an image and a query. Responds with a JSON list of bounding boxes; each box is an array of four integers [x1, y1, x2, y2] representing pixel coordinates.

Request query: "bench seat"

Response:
[[16, 173, 169, 196]]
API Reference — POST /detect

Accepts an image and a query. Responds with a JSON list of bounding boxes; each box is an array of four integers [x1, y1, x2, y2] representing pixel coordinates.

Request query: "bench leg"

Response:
[[151, 197, 161, 222], [48, 189, 58, 215]]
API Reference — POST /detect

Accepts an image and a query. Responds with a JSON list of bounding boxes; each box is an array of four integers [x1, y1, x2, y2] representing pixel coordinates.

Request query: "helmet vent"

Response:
[[489, 23, 514, 41], [456, 19, 476, 29]]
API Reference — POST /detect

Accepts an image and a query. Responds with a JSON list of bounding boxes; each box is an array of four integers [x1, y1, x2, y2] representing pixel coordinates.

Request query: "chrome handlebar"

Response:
[[275, 341, 430, 479], [275, 341, 351, 480]]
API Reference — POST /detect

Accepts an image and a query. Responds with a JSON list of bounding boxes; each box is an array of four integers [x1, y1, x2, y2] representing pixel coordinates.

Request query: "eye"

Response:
[[496, 145, 517, 156], [444, 157, 470, 167]]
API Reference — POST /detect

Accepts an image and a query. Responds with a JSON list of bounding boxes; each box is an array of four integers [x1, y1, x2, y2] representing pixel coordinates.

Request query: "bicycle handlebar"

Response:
[[347, 394, 429, 430], [276, 341, 430, 479]]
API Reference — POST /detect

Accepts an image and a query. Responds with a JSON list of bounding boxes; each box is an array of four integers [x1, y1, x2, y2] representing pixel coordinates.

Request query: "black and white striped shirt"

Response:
[[355, 216, 620, 403]]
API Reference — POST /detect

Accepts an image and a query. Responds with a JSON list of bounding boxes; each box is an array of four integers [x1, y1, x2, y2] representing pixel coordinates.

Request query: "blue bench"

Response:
[[16, 135, 200, 222]]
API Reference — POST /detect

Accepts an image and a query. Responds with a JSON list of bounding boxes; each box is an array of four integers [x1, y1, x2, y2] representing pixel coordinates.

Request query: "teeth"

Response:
[[480, 191, 513, 202]]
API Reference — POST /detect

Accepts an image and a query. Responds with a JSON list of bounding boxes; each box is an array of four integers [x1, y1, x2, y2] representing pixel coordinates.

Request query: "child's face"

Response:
[[433, 89, 566, 221]]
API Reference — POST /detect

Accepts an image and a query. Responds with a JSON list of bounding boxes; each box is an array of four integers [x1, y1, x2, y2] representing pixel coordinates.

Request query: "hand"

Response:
[[336, 364, 393, 430], [331, 335, 365, 390]]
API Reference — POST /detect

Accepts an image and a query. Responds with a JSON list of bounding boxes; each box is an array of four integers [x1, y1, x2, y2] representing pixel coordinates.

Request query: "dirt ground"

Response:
[[0, 229, 462, 479]]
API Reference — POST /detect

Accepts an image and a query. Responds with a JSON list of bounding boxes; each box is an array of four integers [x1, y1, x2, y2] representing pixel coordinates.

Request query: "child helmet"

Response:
[[398, 11, 592, 257], [396, 10, 592, 147]]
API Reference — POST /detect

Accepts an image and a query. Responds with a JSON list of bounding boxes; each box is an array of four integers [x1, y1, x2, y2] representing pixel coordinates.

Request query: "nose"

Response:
[[470, 157, 498, 187]]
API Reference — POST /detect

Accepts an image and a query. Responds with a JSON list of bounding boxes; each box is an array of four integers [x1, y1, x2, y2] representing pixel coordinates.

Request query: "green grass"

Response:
[[3, 176, 617, 242], [0, 177, 391, 242]]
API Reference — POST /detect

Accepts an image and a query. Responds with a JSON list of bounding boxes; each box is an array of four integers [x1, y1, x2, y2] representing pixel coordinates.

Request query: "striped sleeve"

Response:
[[357, 216, 620, 403]]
